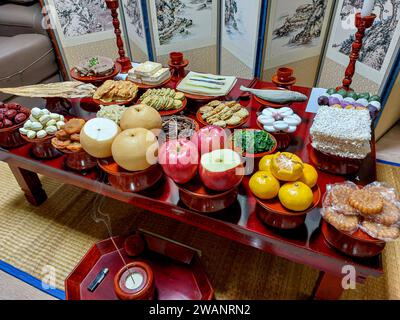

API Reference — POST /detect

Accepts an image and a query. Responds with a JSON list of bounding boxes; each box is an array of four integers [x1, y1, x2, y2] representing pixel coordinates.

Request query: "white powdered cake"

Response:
[[310, 106, 372, 159]]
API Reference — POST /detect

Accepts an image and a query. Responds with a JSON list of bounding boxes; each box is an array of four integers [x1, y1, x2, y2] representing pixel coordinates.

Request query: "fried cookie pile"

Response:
[[199, 100, 249, 128], [93, 80, 138, 103], [51, 118, 86, 152], [321, 182, 400, 241]]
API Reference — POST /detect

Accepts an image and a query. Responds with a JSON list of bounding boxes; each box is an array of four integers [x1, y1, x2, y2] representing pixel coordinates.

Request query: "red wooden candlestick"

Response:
[[337, 13, 376, 92], [105, 0, 132, 73]]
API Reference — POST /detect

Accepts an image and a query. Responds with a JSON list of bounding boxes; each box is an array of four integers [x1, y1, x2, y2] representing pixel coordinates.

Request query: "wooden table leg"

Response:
[[8, 164, 47, 206], [311, 271, 344, 300]]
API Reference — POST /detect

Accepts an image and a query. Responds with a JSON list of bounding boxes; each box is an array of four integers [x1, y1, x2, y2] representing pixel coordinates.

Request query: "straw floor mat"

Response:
[[0, 162, 399, 300]]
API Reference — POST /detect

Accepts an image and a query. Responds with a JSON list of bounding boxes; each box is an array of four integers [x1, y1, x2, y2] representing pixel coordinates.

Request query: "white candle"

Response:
[[361, 0, 375, 18], [125, 272, 144, 290]]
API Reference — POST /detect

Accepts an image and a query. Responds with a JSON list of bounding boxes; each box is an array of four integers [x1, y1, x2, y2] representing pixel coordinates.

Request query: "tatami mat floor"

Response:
[[0, 162, 399, 300]]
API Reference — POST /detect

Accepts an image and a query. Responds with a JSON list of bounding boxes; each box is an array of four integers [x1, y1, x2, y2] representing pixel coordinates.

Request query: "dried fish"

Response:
[[0, 81, 97, 99]]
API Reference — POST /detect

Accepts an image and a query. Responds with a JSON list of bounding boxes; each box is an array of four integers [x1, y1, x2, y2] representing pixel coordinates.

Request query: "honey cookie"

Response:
[[51, 137, 71, 149], [66, 141, 82, 152], [348, 189, 383, 215], [365, 185, 398, 202], [64, 118, 85, 135], [55, 129, 70, 141], [70, 133, 80, 142], [323, 207, 359, 233], [326, 185, 358, 216], [363, 199, 400, 226], [361, 221, 400, 241]]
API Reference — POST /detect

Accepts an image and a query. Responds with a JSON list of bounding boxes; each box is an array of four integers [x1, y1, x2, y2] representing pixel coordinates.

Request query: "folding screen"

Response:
[[40, 0, 130, 77], [318, 0, 400, 93], [317, 0, 400, 138], [120, 0, 150, 62], [146, 0, 219, 74], [262, 0, 335, 87], [220, 0, 263, 78]]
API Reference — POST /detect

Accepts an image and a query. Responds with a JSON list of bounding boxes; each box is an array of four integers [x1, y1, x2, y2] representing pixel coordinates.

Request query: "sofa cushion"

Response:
[[0, 34, 58, 101], [0, 3, 46, 36]]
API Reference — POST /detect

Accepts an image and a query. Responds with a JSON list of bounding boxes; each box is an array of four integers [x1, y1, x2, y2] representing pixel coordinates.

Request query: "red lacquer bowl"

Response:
[[256, 185, 321, 229], [0, 121, 28, 149], [308, 143, 364, 175], [196, 109, 249, 129], [21, 134, 62, 159], [256, 120, 292, 151], [70, 62, 121, 85], [322, 221, 386, 258], [60, 149, 97, 171], [114, 261, 155, 300], [138, 97, 188, 117], [97, 158, 163, 193], [178, 175, 240, 213]]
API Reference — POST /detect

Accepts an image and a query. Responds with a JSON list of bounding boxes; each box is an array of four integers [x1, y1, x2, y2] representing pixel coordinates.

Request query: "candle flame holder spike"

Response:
[[337, 13, 376, 92]]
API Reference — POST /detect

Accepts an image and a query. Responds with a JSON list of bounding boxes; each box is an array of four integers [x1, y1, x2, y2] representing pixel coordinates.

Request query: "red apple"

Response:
[[158, 139, 199, 184], [199, 149, 244, 192], [191, 125, 228, 155]]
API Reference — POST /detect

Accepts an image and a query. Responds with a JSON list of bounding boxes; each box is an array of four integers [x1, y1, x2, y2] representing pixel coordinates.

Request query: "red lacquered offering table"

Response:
[[0, 78, 382, 300]]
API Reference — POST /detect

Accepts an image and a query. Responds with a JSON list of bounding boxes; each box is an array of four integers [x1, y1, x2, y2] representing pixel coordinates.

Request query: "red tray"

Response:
[[65, 231, 214, 300]]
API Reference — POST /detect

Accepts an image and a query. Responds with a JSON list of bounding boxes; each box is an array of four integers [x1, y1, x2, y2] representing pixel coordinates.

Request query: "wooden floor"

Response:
[[0, 271, 56, 300]]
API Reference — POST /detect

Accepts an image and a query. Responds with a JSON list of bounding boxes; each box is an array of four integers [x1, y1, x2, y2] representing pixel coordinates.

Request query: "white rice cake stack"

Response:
[[141, 68, 170, 84], [310, 106, 371, 159], [134, 61, 162, 77]]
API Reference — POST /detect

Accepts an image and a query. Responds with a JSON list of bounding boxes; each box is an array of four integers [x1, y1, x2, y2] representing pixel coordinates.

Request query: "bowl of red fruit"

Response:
[[0, 102, 30, 148]]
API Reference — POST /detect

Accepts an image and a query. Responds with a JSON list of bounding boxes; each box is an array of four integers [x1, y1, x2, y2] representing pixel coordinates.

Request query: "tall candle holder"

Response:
[[105, 0, 132, 73], [337, 13, 376, 92]]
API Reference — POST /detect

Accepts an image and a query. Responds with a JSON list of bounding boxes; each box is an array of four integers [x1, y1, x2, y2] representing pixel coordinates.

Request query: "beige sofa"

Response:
[[0, 0, 59, 102]]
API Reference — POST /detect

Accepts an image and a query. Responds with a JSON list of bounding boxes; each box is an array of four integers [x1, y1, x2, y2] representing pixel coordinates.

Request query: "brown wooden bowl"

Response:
[[0, 121, 28, 149], [20, 133, 62, 159], [232, 129, 277, 158], [322, 221, 386, 258], [178, 175, 240, 213], [113, 261, 155, 300], [70, 62, 121, 85], [256, 119, 293, 151], [256, 185, 321, 229], [129, 76, 171, 90], [308, 143, 364, 175], [97, 158, 163, 193]]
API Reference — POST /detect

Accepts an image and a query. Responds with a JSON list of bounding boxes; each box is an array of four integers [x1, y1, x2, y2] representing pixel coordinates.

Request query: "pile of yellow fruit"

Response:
[[249, 152, 318, 212]]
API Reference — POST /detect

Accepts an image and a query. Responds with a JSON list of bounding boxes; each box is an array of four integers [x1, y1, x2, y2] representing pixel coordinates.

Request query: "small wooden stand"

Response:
[[105, 0, 132, 73], [338, 13, 376, 92]]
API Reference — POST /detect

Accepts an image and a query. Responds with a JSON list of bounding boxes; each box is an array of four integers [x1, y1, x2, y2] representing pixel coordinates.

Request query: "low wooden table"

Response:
[[0, 78, 382, 300]]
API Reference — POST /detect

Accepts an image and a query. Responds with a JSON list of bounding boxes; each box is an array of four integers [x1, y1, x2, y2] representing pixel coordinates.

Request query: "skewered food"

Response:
[[199, 100, 249, 128], [93, 80, 138, 103], [310, 106, 371, 159]]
